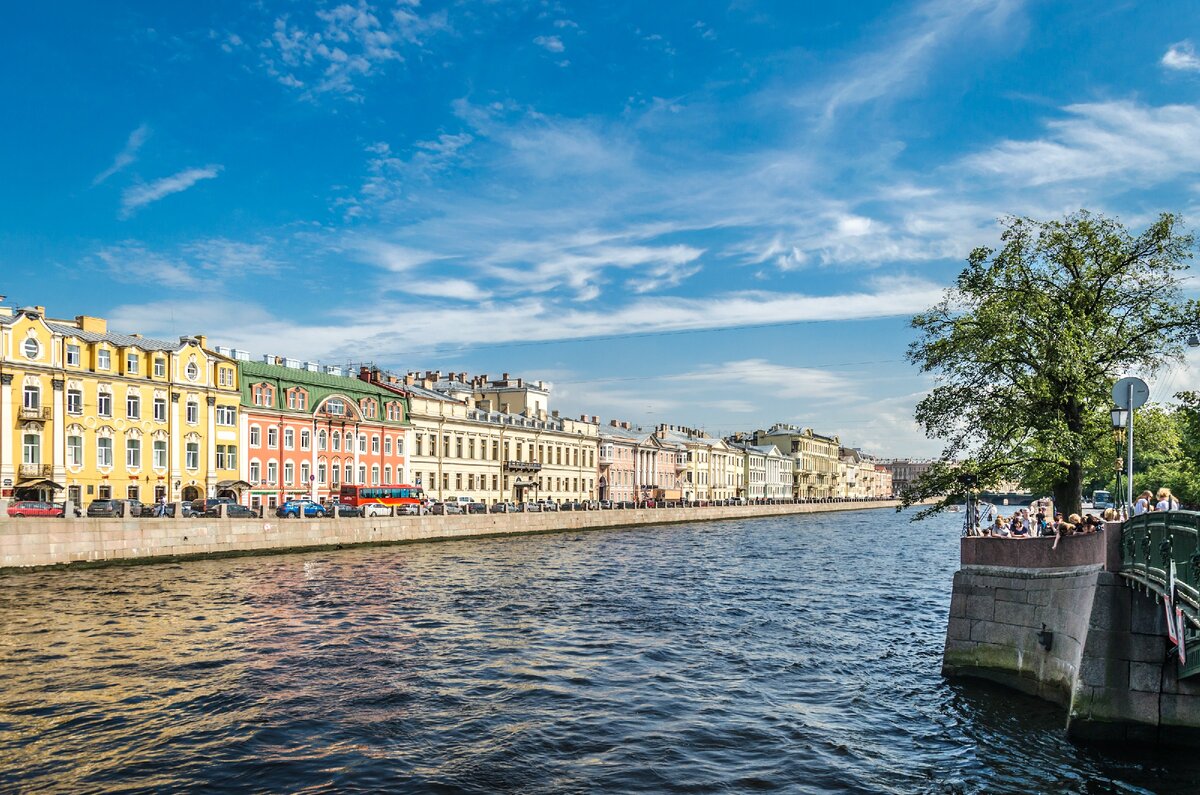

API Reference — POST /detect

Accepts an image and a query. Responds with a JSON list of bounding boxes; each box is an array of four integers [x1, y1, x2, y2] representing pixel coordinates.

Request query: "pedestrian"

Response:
[[1133, 491, 1152, 515], [1156, 488, 1179, 512]]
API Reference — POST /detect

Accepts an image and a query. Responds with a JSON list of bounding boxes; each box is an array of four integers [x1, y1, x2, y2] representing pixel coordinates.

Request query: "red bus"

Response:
[[338, 484, 426, 507]]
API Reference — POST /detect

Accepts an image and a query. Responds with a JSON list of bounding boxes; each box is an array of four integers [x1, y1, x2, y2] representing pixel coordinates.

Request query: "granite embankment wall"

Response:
[[944, 527, 1200, 743], [0, 500, 900, 572]]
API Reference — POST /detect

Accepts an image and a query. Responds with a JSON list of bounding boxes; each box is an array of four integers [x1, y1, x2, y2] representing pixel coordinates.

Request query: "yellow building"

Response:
[[0, 305, 242, 509]]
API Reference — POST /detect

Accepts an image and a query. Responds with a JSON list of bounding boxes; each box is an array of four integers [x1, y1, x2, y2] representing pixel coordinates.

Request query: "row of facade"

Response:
[[0, 304, 901, 510]]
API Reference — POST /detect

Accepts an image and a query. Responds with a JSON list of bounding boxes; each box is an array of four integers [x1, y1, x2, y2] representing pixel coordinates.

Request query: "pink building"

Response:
[[238, 357, 410, 510], [597, 420, 685, 502]]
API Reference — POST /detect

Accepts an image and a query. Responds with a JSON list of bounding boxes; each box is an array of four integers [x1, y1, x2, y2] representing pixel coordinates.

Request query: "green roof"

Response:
[[237, 360, 408, 426]]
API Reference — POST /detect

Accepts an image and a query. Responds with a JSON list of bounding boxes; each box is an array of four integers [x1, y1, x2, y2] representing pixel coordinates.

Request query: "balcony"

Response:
[[18, 464, 52, 479], [503, 460, 543, 473], [19, 406, 51, 422]]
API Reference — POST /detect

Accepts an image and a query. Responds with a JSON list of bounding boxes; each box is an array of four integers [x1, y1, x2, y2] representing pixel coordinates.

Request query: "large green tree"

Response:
[[905, 211, 1200, 516]]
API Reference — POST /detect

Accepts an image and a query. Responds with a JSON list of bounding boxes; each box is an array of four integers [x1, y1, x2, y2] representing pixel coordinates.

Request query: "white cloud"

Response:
[[668, 359, 857, 400], [93, 237, 279, 288], [250, 0, 449, 99], [534, 35, 564, 53], [1163, 41, 1200, 72], [93, 124, 149, 186], [818, 0, 1024, 122], [120, 165, 222, 218], [961, 100, 1200, 186], [393, 278, 491, 301], [94, 243, 202, 289]]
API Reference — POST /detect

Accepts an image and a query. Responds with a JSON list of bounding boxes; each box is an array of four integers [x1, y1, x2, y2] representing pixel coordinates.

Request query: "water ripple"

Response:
[[1, 509, 1198, 793]]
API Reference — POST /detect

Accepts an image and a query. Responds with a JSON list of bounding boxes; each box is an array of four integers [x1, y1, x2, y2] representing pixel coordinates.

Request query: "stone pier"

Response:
[[944, 527, 1200, 743]]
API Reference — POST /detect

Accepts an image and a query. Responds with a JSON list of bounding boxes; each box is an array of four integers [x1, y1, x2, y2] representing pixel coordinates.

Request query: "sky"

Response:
[[4, 0, 1200, 457]]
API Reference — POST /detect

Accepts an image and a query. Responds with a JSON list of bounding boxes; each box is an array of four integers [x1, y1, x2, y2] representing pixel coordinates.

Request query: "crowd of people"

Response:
[[968, 487, 1181, 547]]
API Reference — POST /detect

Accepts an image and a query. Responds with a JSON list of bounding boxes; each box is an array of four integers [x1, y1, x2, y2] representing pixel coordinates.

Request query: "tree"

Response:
[[904, 211, 1200, 517]]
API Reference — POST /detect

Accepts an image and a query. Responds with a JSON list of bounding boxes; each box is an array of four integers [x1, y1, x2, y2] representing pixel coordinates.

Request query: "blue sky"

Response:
[[5, 0, 1200, 456]]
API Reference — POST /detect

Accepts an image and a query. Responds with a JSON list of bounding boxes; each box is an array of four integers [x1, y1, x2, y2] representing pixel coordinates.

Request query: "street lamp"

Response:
[[1111, 405, 1128, 515]]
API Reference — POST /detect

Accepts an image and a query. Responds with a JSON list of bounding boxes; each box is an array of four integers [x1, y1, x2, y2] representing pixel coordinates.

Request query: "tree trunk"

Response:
[[1053, 460, 1084, 517]]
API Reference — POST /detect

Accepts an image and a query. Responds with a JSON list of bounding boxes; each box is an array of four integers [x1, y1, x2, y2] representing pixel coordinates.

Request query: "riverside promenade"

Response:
[[0, 499, 901, 572]]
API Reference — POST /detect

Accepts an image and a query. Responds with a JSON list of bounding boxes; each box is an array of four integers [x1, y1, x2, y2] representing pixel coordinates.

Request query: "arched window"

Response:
[[317, 430, 327, 451], [300, 429, 311, 450], [332, 431, 341, 451]]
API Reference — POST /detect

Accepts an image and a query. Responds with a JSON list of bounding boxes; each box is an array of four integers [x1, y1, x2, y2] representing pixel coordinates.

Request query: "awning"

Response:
[[15, 478, 64, 491], [215, 480, 254, 490]]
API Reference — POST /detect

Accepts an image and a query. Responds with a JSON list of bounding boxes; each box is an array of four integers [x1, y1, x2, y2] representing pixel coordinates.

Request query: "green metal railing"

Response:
[[1120, 511, 1200, 678]]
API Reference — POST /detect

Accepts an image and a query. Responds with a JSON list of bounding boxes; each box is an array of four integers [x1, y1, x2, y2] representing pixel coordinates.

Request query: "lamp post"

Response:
[[1111, 405, 1128, 516]]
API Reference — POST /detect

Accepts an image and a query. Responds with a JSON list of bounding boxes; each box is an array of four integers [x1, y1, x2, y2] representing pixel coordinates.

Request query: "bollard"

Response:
[[219, 503, 228, 519]]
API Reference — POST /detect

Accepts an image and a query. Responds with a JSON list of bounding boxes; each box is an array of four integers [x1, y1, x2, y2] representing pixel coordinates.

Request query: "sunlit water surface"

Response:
[[2, 508, 1199, 793]]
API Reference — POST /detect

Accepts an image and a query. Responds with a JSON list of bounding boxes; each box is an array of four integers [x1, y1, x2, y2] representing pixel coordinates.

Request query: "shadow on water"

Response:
[[0, 508, 1199, 793]]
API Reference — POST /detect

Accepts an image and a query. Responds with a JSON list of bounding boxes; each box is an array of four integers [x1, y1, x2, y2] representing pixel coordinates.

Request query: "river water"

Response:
[[2, 508, 1199, 793]]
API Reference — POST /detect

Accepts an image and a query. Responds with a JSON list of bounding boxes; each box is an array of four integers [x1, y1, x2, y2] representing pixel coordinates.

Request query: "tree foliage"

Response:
[[904, 211, 1199, 517]]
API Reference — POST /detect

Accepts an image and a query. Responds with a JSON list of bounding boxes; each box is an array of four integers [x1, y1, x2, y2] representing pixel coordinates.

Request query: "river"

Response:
[[2, 508, 1199, 793]]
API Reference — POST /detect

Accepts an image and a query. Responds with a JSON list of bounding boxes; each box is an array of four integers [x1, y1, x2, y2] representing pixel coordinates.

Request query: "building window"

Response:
[[358, 464, 366, 483], [267, 428, 278, 448], [67, 435, 83, 467], [126, 353, 138, 375], [359, 434, 367, 454], [371, 465, 380, 486], [384, 436, 392, 455], [326, 398, 346, 415], [317, 463, 327, 484], [154, 358, 166, 377], [23, 338, 40, 359], [127, 485, 140, 501], [23, 385, 39, 410], [22, 433, 40, 465], [126, 392, 140, 419], [215, 445, 228, 469], [249, 461, 261, 483], [97, 391, 113, 417], [332, 431, 341, 452], [62, 388, 80, 415], [249, 426, 261, 446], [317, 430, 327, 451], [300, 429, 311, 450], [66, 344, 80, 366], [185, 442, 199, 470], [126, 438, 141, 468], [186, 362, 199, 381], [301, 462, 310, 484], [186, 399, 199, 424], [344, 464, 353, 483], [97, 437, 113, 467], [153, 440, 167, 469], [219, 367, 234, 387], [384, 465, 392, 483], [216, 405, 236, 426], [153, 397, 167, 422], [98, 349, 111, 370], [283, 429, 294, 449]]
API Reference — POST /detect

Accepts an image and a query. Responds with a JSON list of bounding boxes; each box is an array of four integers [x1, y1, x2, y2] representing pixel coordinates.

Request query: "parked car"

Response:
[[6, 500, 64, 518], [463, 502, 488, 514], [430, 502, 463, 515], [361, 501, 394, 517], [275, 499, 327, 519], [56, 501, 83, 517], [397, 503, 424, 516], [86, 499, 144, 518], [517, 502, 542, 513], [205, 503, 259, 519], [327, 501, 363, 518], [559, 501, 581, 511], [190, 497, 236, 516], [538, 500, 560, 512], [598, 500, 614, 510], [490, 502, 515, 513]]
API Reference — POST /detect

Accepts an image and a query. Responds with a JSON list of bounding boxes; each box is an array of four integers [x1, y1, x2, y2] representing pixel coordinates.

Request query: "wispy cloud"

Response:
[[533, 35, 564, 53], [247, 0, 449, 99], [1163, 41, 1200, 72], [92, 237, 278, 287], [93, 124, 149, 186], [961, 100, 1200, 186], [668, 359, 857, 400], [817, 0, 1024, 123], [119, 166, 222, 218]]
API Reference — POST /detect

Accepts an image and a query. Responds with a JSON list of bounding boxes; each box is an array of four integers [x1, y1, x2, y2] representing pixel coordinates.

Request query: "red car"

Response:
[[6, 501, 64, 518]]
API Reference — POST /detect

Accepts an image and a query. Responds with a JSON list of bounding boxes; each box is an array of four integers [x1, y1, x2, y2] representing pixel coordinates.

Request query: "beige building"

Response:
[[656, 425, 741, 502], [754, 424, 842, 499], [879, 459, 934, 495], [360, 369, 599, 505]]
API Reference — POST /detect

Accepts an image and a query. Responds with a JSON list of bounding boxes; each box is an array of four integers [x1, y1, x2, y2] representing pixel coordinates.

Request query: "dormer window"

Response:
[[326, 398, 346, 416], [98, 349, 111, 370], [185, 361, 200, 381]]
